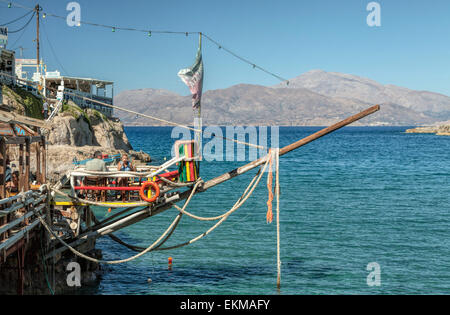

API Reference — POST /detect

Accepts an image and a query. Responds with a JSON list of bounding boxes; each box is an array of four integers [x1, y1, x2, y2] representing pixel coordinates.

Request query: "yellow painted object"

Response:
[[174, 140, 199, 183], [6, 191, 18, 197]]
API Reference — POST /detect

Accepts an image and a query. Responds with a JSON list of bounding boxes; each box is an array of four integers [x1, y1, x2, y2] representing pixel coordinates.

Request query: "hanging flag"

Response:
[[178, 37, 204, 110]]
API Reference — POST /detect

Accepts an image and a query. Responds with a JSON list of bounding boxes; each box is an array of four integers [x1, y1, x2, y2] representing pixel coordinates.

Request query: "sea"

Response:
[[82, 126, 450, 294]]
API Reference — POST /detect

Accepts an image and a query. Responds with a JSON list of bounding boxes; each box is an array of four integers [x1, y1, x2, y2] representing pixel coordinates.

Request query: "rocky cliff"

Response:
[[1, 85, 150, 183], [47, 101, 132, 151], [1, 84, 44, 119]]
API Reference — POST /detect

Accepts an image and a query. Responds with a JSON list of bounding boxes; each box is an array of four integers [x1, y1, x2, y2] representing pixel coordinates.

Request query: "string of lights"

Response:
[[1, 0, 289, 85]]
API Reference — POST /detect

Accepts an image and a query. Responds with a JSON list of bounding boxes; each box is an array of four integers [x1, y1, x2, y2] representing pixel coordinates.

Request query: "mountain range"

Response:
[[114, 70, 450, 126]]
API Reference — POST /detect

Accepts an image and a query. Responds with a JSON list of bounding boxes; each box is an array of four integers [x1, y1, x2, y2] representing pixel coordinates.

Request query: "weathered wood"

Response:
[[5, 136, 42, 145], [280, 105, 380, 155], [35, 142, 41, 184], [0, 206, 43, 235], [0, 216, 44, 252], [0, 110, 50, 129], [41, 137, 46, 184], [19, 143, 24, 192], [0, 191, 34, 206], [25, 138, 30, 191], [203, 105, 380, 190], [0, 137, 6, 199]]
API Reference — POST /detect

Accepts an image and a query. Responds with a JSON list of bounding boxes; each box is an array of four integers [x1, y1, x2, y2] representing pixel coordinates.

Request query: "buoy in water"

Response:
[[168, 257, 173, 270], [108, 208, 112, 213]]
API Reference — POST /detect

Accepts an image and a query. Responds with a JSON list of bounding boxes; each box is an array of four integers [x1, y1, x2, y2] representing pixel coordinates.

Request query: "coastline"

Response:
[[405, 124, 450, 136]]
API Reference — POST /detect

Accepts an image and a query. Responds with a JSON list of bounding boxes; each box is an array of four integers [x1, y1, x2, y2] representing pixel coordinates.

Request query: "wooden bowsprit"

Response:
[[45, 105, 380, 265]]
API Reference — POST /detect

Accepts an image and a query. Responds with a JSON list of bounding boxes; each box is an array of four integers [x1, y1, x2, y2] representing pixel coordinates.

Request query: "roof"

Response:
[[0, 48, 15, 59], [45, 75, 114, 86]]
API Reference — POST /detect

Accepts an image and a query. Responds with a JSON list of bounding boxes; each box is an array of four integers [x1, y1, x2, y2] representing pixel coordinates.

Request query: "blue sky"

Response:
[[1, 0, 449, 96]]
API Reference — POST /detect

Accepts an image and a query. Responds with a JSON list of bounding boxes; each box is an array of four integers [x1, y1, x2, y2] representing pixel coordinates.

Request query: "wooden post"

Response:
[[35, 142, 41, 184], [25, 138, 30, 191], [19, 143, 24, 192], [0, 137, 6, 198], [41, 136, 46, 183]]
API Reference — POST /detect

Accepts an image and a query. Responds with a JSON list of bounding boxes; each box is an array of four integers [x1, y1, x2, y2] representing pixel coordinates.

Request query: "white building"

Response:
[[43, 72, 114, 117]]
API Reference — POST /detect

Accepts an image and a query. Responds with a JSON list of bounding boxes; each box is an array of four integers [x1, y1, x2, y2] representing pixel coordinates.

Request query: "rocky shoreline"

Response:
[[405, 124, 450, 136]]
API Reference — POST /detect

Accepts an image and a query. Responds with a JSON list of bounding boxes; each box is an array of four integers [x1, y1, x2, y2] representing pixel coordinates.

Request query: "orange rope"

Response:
[[266, 150, 274, 223]]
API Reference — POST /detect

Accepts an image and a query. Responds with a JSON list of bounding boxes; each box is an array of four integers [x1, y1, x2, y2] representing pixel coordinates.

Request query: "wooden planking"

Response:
[[0, 110, 50, 129]]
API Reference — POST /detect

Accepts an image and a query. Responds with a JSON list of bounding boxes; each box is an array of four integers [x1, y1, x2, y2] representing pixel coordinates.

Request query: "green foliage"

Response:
[[61, 101, 92, 125], [91, 108, 107, 121], [2, 85, 44, 119]]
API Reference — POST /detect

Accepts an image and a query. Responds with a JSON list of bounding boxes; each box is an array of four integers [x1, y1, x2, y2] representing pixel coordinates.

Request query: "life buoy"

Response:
[[139, 181, 160, 203]]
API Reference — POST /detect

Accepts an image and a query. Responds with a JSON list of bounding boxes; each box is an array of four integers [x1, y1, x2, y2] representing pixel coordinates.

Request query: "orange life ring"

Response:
[[139, 181, 160, 203]]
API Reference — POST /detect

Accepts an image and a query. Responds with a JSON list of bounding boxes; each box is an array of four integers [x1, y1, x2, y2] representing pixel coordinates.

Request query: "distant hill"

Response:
[[275, 70, 450, 120], [114, 70, 450, 126]]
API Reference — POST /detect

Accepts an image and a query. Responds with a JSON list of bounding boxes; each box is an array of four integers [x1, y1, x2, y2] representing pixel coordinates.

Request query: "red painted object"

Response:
[[74, 170, 180, 191], [74, 186, 140, 191], [153, 170, 179, 184]]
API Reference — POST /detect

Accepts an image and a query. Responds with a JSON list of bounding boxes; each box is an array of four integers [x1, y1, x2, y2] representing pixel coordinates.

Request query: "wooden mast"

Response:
[[203, 104, 380, 190]]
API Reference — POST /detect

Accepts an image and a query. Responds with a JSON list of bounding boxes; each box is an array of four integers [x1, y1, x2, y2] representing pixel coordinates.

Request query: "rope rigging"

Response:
[[40, 152, 277, 263]]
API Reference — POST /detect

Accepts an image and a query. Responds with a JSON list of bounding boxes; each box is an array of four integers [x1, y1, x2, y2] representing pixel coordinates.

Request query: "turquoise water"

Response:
[[86, 126, 450, 294]]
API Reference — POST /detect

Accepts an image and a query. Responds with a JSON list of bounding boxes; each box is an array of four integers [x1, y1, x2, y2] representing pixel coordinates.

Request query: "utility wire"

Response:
[[8, 10, 35, 33], [40, 20, 69, 75], [9, 22, 29, 49], [0, 9, 32, 26], [0, 0, 289, 84]]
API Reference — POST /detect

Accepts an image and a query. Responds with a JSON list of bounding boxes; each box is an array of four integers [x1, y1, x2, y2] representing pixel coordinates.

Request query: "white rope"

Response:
[[156, 156, 270, 250], [274, 148, 281, 289], [40, 172, 203, 263], [38, 212, 182, 264], [172, 154, 270, 221], [43, 154, 269, 261]]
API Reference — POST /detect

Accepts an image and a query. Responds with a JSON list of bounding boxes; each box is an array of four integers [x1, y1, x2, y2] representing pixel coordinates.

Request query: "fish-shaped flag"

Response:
[[178, 36, 204, 110]]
